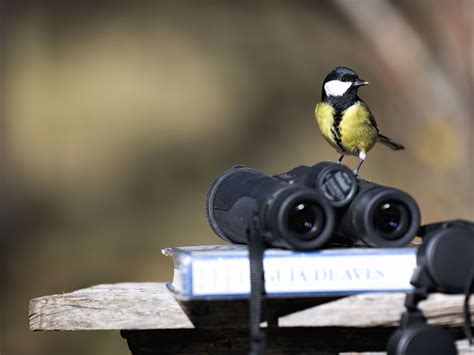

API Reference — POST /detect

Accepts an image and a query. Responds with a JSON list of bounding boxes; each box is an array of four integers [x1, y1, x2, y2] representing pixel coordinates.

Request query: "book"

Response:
[[162, 245, 417, 300]]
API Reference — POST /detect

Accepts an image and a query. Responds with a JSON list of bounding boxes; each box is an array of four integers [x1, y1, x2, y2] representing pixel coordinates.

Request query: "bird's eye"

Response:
[[342, 75, 349, 81]]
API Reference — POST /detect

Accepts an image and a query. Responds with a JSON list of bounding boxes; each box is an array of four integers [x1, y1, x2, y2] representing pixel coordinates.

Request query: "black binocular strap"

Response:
[[248, 216, 267, 355], [463, 270, 474, 345]]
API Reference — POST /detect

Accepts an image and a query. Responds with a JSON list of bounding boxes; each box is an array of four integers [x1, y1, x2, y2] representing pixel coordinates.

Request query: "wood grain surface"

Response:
[[29, 282, 473, 330]]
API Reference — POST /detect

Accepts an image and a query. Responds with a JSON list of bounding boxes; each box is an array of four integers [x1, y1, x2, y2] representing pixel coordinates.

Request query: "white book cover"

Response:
[[162, 245, 417, 300]]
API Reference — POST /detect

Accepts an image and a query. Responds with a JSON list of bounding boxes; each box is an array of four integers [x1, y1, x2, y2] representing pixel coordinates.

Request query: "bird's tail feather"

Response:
[[377, 133, 405, 150]]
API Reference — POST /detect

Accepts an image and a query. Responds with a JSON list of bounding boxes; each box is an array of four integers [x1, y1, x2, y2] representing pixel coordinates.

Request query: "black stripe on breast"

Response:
[[331, 110, 345, 151]]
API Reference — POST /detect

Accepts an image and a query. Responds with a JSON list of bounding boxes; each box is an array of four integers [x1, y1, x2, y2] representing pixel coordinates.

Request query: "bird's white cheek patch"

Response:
[[324, 80, 352, 97]]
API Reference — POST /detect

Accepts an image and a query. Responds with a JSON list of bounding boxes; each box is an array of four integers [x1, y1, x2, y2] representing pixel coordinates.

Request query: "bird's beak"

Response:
[[353, 79, 369, 87]]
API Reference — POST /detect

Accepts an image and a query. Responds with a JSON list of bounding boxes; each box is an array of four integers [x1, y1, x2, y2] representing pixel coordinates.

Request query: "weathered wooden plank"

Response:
[[29, 283, 193, 331], [279, 292, 474, 327], [29, 282, 473, 331]]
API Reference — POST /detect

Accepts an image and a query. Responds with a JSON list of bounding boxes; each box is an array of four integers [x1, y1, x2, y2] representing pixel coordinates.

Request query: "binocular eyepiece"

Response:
[[206, 162, 421, 250]]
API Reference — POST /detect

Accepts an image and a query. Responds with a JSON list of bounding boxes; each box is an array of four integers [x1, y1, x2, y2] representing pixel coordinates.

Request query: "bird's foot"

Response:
[[353, 151, 366, 176], [353, 169, 364, 178]]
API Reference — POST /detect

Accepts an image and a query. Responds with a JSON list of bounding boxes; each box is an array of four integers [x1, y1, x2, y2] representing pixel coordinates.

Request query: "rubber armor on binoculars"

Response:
[[206, 162, 421, 250]]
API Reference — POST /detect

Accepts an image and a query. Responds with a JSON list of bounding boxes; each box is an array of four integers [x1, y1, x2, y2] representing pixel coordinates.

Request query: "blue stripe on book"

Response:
[[183, 288, 414, 300]]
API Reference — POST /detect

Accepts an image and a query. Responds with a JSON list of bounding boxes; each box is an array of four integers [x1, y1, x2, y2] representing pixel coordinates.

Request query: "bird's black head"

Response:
[[321, 66, 369, 102]]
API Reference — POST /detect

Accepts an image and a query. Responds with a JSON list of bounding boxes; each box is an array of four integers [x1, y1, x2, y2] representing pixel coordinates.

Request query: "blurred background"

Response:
[[0, 1, 472, 354]]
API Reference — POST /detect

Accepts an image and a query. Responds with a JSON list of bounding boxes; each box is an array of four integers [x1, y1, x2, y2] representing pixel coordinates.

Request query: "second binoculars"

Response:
[[206, 162, 421, 250]]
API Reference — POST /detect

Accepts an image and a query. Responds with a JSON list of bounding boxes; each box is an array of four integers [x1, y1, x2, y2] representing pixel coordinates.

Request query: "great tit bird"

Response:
[[315, 66, 404, 175]]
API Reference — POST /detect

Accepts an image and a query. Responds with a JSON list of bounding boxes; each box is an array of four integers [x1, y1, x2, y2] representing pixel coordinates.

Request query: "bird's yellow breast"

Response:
[[339, 102, 378, 153], [315, 101, 378, 154], [314, 102, 341, 152]]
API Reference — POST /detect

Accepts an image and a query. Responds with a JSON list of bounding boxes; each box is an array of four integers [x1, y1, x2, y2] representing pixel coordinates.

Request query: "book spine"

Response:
[[187, 250, 417, 298], [166, 253, 193, 299]]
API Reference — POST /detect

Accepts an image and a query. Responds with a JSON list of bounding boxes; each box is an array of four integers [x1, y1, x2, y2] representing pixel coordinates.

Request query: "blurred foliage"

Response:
[[0, 1, 472, 354]]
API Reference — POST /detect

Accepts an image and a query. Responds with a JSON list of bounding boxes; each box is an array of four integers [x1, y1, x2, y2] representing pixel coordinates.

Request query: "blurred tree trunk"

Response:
[[335, 0, 473, 218]]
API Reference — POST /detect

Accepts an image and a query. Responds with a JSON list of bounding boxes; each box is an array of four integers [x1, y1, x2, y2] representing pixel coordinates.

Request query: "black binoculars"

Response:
[[206, 162, 421, 250], [387, 220, 474, 355]]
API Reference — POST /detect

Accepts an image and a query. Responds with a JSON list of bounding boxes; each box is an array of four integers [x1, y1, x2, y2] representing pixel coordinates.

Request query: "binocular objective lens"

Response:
[[373, 201, 409, 239], [287, 202, 322, 236]]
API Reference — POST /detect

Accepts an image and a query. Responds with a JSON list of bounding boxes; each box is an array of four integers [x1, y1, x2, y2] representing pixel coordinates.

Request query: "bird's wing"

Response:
[[359, 100, 379, 132]]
